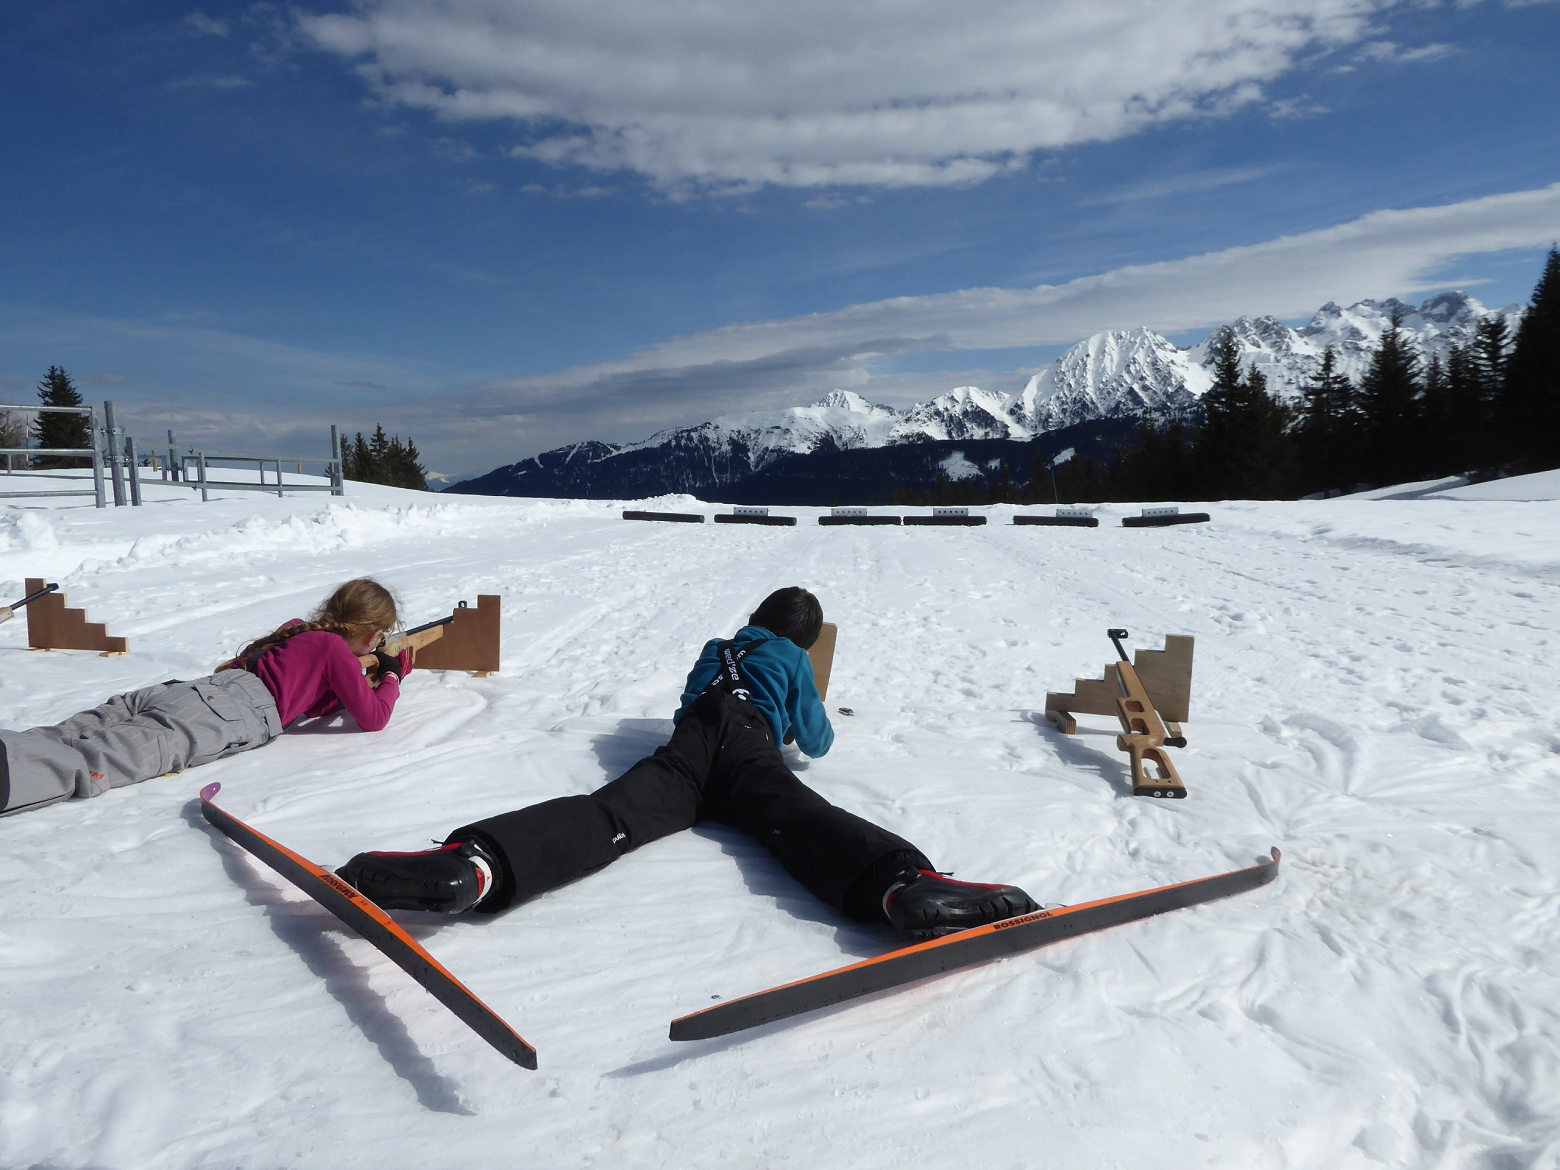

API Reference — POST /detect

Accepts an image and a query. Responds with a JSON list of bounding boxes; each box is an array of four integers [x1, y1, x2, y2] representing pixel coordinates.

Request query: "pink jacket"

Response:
[[249, 627, 411, 731]]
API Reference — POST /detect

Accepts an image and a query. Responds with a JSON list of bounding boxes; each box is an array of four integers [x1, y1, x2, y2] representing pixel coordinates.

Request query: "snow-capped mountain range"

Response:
[[452, 292, 1522, 499]]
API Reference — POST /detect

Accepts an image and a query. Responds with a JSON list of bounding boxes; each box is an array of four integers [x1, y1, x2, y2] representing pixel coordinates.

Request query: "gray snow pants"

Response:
[[0, 669, 281, 816]]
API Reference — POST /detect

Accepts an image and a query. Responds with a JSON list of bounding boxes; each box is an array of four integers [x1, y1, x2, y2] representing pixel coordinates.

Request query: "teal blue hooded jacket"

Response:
[[674, 625, 834, 758]]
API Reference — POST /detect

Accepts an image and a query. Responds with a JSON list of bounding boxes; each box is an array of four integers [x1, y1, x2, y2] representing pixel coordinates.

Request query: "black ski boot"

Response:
[[884, 870, 1039, 942], [338, 839, 496, 914]]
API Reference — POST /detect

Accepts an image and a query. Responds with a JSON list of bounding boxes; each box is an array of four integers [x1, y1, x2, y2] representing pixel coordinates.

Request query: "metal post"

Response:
[[330, 424, 344, 496], [273, 459, 283, 498], [90, 406, 106, 508], [167, 430, 179, 483], [126, 435, 142, 506], [197, 452, 209, 502], [103, 401, 126, 506]]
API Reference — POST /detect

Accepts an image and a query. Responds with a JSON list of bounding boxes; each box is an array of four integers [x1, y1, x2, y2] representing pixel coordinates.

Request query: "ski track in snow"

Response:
[[2, 476, 1559, 1169]]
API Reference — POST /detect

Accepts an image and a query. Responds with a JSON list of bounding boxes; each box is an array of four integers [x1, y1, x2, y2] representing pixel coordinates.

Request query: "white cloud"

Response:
[[1354, 39, 1458, 63], [298, 0, 1407, 192], [181, 10, 230, 37], [167, 75, 254, 90], [1083, 165, 1291, 205], [455, 182, 1560, 425], [1269, 95, 1331, 118]]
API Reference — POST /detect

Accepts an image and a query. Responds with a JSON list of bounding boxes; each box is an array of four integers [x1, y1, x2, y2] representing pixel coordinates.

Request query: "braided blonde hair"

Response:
[[234, 578, 402, 665]]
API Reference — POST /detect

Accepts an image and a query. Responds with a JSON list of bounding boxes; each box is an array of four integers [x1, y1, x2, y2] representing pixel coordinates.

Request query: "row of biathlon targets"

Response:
[[622, 506, 1211, 529]]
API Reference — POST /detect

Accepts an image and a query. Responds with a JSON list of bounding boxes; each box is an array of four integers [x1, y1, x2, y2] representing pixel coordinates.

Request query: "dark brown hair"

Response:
[[749, 587, 823, 650]]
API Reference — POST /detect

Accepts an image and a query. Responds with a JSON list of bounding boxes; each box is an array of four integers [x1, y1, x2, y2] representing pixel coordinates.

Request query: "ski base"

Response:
[[199, 782, 537, 1069], [670, 847, 1280, 1042]]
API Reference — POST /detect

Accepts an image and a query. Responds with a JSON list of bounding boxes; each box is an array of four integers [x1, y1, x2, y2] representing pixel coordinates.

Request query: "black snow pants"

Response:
[[450, 687, 930, 920]]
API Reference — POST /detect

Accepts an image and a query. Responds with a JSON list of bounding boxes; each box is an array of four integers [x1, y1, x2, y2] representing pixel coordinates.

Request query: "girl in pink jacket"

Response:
[[1, 578, 413, 816]]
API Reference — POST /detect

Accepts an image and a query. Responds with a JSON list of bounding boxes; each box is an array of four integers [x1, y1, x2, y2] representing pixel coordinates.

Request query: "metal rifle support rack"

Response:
[[0, 401, 107, 507]]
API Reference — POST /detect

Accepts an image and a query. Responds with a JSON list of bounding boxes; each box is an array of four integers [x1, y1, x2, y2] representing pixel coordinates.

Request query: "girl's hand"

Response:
[[373, 649, 404, 683]]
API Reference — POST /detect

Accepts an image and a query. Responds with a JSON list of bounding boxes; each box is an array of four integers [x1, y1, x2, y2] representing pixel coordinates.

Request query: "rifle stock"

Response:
[[1109, 632, 1186, 799]]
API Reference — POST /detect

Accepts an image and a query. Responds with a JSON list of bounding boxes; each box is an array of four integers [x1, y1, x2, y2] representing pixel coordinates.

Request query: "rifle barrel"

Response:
[[404, 615, 456, 637], [7, 583, 59, 610]]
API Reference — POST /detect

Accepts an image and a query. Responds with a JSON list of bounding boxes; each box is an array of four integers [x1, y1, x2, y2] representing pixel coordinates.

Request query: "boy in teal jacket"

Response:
[[341, 588, 1037, 941]]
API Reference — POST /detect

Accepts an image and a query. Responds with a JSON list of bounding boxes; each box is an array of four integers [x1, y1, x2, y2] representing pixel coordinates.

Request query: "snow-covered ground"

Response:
[[3, 469, 1558, 1169]]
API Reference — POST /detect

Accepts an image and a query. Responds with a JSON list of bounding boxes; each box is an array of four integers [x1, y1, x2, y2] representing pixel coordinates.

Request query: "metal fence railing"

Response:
[[1, 403, 345, 507], [161, 425, 345, 502], [0, 402, 107, 507]]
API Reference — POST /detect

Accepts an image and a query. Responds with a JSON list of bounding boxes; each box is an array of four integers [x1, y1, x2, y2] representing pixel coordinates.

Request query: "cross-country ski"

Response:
[[671, 848, 1280, 1041], [198, 782, 537, 1069]]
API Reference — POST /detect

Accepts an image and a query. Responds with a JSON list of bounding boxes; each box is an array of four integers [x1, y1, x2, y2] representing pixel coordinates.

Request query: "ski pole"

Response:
[[0, 582, 58, 625]]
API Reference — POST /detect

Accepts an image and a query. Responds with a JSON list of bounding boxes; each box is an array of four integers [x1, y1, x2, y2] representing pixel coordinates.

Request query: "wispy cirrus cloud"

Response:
[[10, 186, 1557, 472], [297, 0, 1420, 193], [180, 10, 230, 37], [1082, 165, 1292, 206], [439, 182, 1560, 438]]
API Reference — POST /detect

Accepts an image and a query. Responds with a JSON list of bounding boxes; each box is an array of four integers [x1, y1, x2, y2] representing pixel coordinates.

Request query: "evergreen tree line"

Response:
[[896, 248, 1559, 506], [341, 424, 429, 491], [1050, 247, 1560, 503]]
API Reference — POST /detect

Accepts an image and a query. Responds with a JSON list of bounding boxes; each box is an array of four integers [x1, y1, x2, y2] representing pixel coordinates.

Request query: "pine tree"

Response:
[[988, 463, 1017, 504], [1418, 353, 1459, 478], [368, 424, 391, 478], [1501, 246, 1560, 471], [32, 366, 91, 469], [1436, 344, 1482, 473], [385, 434, 429, 491], [1194, 336, 1293, 499], [345, 431, 375, 483], [1295, 347, 1360, 495], [1358, 311, 1422, 486], [1191, 333, 1245, 497]]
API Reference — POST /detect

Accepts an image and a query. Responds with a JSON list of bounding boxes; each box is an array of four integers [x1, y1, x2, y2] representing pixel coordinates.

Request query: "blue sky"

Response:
[[2, 0, 1557, 477]]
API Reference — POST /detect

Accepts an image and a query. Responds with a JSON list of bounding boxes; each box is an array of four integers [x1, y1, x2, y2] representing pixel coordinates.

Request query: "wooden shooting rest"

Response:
[[361, 595, 502, 678], [1045, 633, 1194, 798], [808, 623, 838, 701], [23, 577, 129, 656]]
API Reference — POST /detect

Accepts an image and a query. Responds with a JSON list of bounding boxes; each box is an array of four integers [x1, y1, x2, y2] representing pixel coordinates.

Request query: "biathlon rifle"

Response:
[[1106, 628, 1188, 799], [0, 582, 58, 625], [357, 613, 455, 676]]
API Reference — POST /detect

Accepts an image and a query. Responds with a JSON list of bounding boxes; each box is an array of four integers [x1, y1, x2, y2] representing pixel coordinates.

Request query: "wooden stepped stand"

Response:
[[362, 595, 502, 678], [1045, 631, 1194, 798], [23, 577, 129, 656]]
